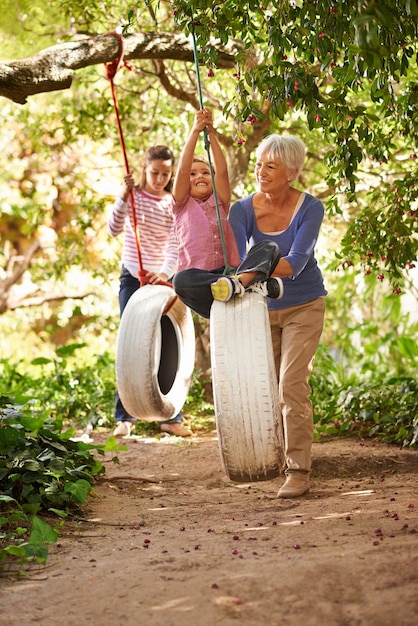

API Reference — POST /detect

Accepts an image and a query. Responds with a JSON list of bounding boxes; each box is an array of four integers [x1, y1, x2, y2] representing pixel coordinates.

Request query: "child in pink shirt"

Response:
[[172, 109, 282, 318], [172, 108, 240, 272]]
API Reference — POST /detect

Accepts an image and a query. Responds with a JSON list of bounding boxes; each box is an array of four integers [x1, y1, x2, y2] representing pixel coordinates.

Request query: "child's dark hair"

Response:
[[140, 145, 175, 191]]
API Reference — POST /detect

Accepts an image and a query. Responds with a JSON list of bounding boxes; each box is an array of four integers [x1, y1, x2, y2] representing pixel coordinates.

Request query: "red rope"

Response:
[[105, 32, 176, 291], [105, 32, 149, 285]]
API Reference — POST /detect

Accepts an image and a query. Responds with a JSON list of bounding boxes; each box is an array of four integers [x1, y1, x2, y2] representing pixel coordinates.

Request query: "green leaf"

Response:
[[64, 478, 92, 504], [5, 545, 27, 557], [48, 508, 68, 518], [31, 357, 52, 366], [29, 515, 59, 545], [24, 542, 48, 562], [55, 343, 86, 358], [0, 495, 19, 506]]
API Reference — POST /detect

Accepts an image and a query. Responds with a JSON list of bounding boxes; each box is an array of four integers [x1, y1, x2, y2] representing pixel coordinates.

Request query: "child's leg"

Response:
[[211, 241, 282, 301], [235, 241, 281, 286], [173, 267, 226, 318]]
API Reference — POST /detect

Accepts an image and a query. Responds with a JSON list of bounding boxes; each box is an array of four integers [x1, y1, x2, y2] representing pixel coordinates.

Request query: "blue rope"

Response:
[[190, 21, 233, 274]]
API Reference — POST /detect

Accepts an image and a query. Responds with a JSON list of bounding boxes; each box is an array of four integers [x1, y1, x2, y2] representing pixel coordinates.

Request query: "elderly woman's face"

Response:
[[255, 151, 290, 191]]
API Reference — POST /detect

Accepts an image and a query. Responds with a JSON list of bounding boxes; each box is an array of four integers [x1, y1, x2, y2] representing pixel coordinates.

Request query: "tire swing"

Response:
[[116, 285, 195, 421], [105, 34, 195, 422], [210, 293, 285, 483], [188, 24, 285, 482]]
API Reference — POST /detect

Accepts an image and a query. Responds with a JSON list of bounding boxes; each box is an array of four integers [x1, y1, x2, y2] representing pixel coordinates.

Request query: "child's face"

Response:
[[143, 159, 173, 196], [189, 161, 212, 200]]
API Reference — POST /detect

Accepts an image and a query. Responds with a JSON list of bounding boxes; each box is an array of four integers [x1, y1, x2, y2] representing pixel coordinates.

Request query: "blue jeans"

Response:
[[114, 266, 181, 425]]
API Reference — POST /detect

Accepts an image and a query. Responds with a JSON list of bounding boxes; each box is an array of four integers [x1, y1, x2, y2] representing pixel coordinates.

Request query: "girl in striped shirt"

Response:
[[108, 145, 192, 438]]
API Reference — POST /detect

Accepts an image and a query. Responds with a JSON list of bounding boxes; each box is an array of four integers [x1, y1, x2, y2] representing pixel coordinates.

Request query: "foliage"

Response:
[[337, 377, 418, 446], [312, 352, 418, 447], [173, 0, 418, 291], [0, 345, 125, 573], [0, 401, 107, 573], [0, 344, 117, 430], [1, 0, 416, 312], [183, 369, 216, 433], [0, 0, 66, 57], [0, 408, 103, 510], [311, 267, 418, 446], [0, 497, 60, 573]]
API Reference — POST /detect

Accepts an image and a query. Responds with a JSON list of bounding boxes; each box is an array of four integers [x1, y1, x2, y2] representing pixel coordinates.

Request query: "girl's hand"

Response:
[[194, 108, 213, 133], [120, 172, 135, 201], [144, 270, 168, 285]]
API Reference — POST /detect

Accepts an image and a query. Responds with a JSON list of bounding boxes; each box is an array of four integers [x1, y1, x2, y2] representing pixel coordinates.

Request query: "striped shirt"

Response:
[[108, 188, 178, 279]]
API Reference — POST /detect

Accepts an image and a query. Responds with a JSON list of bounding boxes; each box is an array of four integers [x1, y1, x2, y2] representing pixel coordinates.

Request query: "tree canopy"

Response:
[[0, 0, 417, 321]]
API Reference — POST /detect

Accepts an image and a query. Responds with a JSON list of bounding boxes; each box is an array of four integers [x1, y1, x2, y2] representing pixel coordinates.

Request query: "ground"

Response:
[[1, 432, 417, 626]]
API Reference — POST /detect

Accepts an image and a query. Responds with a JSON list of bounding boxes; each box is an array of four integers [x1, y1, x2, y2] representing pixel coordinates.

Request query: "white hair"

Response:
[[255, 134, 306, 182]]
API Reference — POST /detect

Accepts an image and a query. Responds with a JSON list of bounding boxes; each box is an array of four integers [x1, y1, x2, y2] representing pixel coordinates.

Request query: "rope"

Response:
[[105, 31, 177, 315], [105, 32, 177, 318], [190, 22, 234, 275], [105, 32, 174, 290], [105, 33, 149, 285]]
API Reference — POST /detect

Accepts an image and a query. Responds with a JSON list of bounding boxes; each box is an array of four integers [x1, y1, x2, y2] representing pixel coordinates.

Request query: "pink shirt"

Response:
[[173, 193, 240, 271]]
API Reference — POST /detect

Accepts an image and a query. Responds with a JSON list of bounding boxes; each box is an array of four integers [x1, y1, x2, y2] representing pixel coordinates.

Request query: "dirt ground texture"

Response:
[[1, 432, 417, 626]]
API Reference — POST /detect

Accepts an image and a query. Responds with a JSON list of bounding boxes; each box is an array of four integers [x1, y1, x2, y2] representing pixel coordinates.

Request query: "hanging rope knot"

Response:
[[105, 58, 120, 80], [123, 60, 134, 72], [104, 31, 126, 80]]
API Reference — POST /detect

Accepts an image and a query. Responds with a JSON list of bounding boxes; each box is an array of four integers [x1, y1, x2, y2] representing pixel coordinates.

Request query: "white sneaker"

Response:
[[113, 422, 133, 437], [248, 277, 284, 299]]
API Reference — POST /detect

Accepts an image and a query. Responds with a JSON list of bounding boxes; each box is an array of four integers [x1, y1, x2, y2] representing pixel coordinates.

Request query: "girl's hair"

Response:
[[255, 134, 306, 182], [139, 145, 175, 191], [192, 156, 209, 166]]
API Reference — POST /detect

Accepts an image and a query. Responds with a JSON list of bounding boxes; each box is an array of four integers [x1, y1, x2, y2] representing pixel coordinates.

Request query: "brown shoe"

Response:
[[277, 476, 310, 499], [160, 423, 192, 437]]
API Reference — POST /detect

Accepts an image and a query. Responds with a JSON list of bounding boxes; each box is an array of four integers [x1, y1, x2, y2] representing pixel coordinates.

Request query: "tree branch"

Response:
[[0, 32, 240, 104], [8, 291, 96, 311]]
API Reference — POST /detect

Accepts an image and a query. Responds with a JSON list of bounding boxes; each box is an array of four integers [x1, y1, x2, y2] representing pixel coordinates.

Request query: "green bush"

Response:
[[0, 344, 117, 431], [337, 377, 418, 446], [311, 342, 418, 447], [0, 400, 110, 573]]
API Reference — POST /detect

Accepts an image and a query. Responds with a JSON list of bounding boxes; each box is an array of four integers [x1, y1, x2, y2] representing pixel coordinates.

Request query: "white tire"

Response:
[[116, 285, 195, 421], [210, 291, 285, 482]]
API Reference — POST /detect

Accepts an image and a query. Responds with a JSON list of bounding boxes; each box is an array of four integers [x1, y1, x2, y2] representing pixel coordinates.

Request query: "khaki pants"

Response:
[[269, 297, 325, 478]]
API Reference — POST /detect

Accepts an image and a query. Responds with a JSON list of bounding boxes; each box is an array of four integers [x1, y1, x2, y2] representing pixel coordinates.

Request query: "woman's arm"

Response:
[[273, 199, 325, 278]]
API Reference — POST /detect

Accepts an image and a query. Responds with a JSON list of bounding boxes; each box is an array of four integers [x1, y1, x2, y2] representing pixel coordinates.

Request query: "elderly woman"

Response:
[[226, 134, 327, 498], [174, 134, 327, 498]]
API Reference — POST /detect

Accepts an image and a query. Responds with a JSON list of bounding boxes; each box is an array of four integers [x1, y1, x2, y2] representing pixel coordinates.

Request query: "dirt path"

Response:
[[1, 434, 417, 626]]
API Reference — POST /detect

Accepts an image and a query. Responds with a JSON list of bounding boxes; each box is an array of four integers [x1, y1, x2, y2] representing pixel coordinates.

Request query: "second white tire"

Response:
[[210, 291, 285, 482]]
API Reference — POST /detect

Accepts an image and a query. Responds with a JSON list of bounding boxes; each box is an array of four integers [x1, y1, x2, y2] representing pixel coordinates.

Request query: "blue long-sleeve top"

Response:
[[228, 192, 327, 310]]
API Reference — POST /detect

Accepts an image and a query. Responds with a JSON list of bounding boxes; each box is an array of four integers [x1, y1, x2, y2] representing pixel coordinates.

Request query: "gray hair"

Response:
[[255, 134, 306, 182]]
